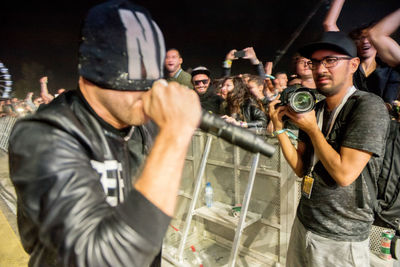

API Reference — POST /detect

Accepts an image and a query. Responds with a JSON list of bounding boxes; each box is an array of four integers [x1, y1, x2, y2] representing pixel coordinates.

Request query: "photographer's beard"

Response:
[[314, 73, 346, 97]]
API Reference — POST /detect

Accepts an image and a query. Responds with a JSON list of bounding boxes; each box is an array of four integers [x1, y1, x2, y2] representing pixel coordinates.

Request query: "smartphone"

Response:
[[234, 50, 246, 58]]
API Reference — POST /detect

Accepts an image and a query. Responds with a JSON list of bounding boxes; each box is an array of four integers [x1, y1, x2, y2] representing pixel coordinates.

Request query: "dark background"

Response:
[[0, 0, 399, 98]]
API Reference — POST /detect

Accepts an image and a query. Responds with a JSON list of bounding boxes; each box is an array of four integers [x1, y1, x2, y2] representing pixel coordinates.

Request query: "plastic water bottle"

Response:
[[205, 182, 213, 208]]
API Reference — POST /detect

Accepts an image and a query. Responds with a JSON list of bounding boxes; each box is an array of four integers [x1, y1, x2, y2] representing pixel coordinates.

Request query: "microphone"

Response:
[[199, 110, 276, 158]]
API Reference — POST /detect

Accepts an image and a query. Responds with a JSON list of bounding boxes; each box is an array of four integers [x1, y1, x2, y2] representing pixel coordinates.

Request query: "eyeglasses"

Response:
[[193, 79, 209, 86], [307, 56, 352, 70], [297, 59, 311, 67]]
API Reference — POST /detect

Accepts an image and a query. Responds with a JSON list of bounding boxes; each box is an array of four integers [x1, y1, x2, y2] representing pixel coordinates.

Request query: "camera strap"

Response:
[[302, 86, 356, 199], [311, 86, 357, 170]]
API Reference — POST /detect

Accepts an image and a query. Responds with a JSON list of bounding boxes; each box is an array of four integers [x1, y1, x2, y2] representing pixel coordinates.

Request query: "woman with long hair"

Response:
[[221, 76, 268, 128]]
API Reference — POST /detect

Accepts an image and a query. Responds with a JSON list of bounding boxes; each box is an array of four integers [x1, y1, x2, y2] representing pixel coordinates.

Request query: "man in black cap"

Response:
[[8, 1, 201, 266], [269, 31, 389, 266], [191, 66, 224, 114]]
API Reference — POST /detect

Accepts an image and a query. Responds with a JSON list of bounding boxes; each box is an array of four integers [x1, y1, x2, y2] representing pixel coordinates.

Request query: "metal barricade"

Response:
[[163, 130, 298, 267], [0, 116, 18, 152]]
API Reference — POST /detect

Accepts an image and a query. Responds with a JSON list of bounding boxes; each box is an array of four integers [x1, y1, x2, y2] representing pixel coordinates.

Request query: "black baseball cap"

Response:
[[191, 66, 211, 78], [78, 0, 165, 91], [299, 31, 357, 59]]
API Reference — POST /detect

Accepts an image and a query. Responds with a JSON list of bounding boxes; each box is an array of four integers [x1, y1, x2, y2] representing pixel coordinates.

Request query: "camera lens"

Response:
[[289, 90, 315, 113]]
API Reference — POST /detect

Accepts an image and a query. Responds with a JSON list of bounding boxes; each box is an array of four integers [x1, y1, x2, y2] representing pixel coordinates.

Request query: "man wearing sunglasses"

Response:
[[269, 31, 389, 266], [191, 66, 224, 114]]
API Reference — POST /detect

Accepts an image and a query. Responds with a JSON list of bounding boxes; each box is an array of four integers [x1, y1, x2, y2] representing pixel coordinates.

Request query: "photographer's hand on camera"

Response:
[[268, 97, 286, 131], [284, 109, 319, 135]]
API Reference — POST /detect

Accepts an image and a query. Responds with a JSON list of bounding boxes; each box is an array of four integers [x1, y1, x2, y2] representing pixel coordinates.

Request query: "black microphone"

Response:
[[199, 110, 276, 158]]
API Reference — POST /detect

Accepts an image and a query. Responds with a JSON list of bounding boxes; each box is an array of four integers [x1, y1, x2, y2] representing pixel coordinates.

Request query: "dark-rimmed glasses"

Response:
[[193, 79, 209, 86], [307, 56, 352, 70]]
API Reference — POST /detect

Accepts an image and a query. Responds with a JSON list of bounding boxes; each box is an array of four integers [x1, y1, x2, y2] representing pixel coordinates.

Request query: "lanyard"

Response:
[[310, 86, 357, 171]]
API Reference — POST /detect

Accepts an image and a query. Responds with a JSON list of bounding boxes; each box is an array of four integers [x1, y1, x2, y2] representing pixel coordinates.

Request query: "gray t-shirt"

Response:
[[297, 90, 390, 241]]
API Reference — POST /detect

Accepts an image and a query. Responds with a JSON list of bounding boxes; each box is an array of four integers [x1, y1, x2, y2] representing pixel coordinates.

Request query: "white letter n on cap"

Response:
[[119, 9, 165, 80]]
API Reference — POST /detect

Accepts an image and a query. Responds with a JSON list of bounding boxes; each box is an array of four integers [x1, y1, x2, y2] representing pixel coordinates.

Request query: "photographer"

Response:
[[269, 31, 389, 266]]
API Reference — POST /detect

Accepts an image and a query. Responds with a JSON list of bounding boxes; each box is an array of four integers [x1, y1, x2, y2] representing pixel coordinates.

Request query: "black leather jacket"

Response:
[[241, 99, 268, 128], [9, 90, 169, 266]]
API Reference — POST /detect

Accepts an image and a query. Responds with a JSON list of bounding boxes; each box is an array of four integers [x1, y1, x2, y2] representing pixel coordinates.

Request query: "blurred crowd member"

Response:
[[247, 75, 270, 112], [288, 54, 316, 89], [274, 71, 288, 90], [219, 76, 235, 100], [0, 100, 6, 117], [39, 76, 55, 104], [24, 92, 37, 112], [369, 8, 400, 69], [3, 99, 16, 116], [55, 88, 66, 97], [221, 76, 267, 128], [33, 97, 44, 108], [223, 47, 265, 77], [164, 48, 193, 89], [191, 66, 224, 114], [323, 0, 400, 104]]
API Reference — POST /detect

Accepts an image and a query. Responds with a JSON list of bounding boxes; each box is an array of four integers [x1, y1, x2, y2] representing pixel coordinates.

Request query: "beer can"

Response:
[[380, 230, 395, 260], [231, 204, 242, 218]]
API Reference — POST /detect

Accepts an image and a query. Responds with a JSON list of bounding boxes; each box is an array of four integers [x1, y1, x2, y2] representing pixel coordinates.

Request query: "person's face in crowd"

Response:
[[353, 29, 377, 60], [275, 73, 288, 88], [34, 97, 44, 106], [164, 49, 182, 74], [192, 74, 210, 95], [248, 81, 264, 100], [220, 79, 234, 99], [296, 57, 312, 78], [311, 50, 358, 97]]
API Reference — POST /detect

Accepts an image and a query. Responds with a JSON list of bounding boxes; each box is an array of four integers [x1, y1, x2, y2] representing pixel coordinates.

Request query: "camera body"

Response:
[[278, 86, 316, 113]]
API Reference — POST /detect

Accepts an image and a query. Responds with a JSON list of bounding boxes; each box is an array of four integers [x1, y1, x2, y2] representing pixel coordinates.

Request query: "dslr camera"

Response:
[[278, 87, 317, 113]]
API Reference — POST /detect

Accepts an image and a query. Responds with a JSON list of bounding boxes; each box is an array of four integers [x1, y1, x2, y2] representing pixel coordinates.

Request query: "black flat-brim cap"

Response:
[[299, 31, 357, 59], [79, 0, 165, 91]]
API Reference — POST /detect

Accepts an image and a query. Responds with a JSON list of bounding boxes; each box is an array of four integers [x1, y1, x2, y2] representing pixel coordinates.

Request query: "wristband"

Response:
[[272, 129, 297, 140], [265, 74, 276, 80], [223, 60, 232, 68]]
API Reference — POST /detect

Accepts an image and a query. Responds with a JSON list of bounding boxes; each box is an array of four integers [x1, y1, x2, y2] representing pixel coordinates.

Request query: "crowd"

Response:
[[163, 5, 400, 127], [4, 6, 400, 124], [0, 76, 66, 117], [5, 0, 400, 266]]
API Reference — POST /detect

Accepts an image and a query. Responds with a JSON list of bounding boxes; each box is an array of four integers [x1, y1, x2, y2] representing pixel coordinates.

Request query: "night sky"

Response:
[[1, 0, 399, 98]]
